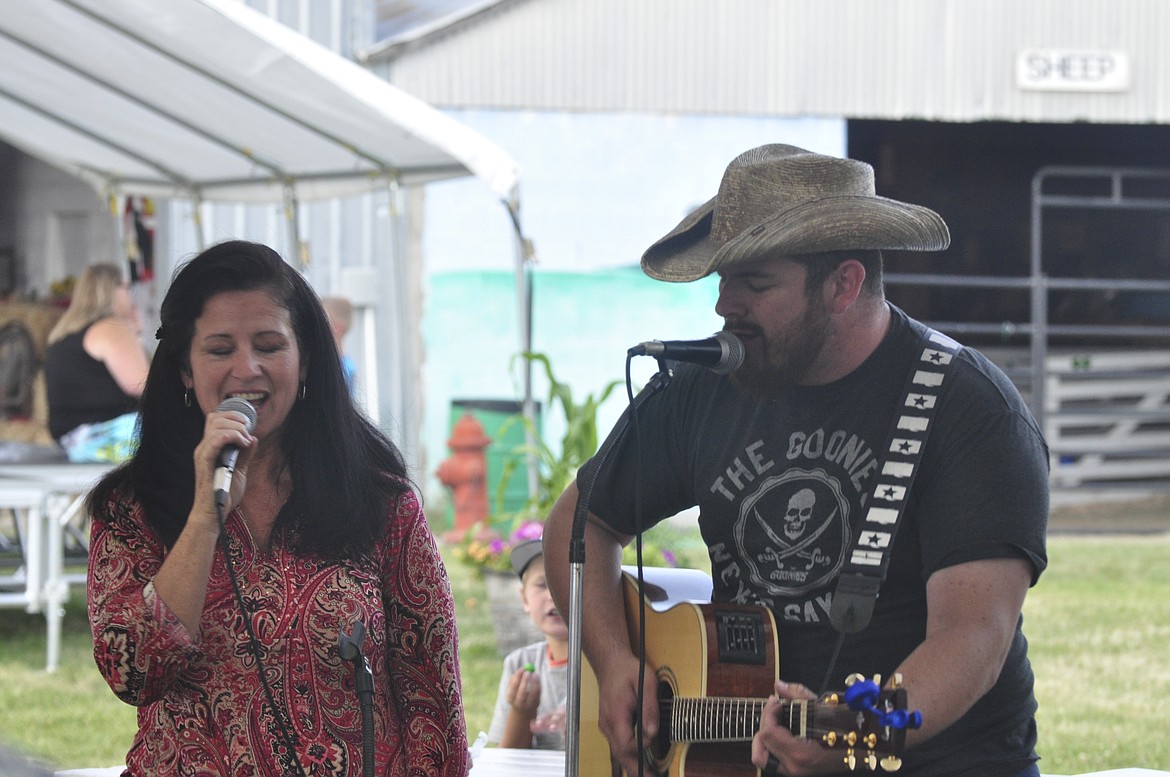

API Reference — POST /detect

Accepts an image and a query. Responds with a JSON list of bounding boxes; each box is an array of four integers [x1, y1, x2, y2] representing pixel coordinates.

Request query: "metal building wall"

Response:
[[367, 0, 1170, 124], [361, 0, 1170, 497]]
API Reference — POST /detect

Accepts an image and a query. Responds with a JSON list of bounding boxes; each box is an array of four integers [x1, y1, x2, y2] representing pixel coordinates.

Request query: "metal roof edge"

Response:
[[358, 0, 521, 64]]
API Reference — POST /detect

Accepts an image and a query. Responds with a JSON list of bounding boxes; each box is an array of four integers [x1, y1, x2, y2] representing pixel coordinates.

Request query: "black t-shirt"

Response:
[[584, 306, 1048, 777], [45, 322, 140, 440]]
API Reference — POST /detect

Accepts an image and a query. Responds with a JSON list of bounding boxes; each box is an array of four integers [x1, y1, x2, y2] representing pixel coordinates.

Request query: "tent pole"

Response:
[[506, 198, 539, 500], [192, 193, 206, 251], [283, 182, 302, 267]]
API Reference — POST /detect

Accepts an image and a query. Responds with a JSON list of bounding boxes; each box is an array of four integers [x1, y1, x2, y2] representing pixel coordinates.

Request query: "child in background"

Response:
[[487, 539, 569, 749]]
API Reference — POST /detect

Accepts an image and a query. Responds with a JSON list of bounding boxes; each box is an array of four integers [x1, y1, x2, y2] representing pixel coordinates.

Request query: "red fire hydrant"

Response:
[[437, 411, 492, 542]]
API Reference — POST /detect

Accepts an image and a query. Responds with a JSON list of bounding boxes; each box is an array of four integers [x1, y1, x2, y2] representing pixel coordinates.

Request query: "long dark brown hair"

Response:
[[87, 240, 411, 558]]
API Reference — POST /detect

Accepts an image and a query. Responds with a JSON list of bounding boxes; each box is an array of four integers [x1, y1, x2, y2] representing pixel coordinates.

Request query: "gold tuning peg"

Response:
[[845, 672, 865, 687], [865, 750, 878, 771], [844, 748, 857, 771], [880, 754, 903, 772], [871, 673, 883, 687], [890, 673, 904, 688], [822, 731, 839, 747]]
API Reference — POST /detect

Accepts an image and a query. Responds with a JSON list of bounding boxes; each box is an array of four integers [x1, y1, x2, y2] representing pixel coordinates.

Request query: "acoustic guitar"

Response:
[[579, 568, 917, 776]]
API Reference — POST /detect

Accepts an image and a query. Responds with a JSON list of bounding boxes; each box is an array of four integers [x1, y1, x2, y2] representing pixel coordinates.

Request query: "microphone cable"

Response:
[[217, 500, 305, 777]]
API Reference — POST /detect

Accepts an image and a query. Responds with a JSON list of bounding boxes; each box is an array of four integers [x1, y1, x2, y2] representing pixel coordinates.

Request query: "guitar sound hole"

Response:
[[650, 677, 674, 762]]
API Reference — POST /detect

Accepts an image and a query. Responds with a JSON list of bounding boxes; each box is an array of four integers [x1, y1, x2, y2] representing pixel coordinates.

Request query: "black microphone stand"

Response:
[[564, 364, 673, 777], [339, 621, 375, 777]]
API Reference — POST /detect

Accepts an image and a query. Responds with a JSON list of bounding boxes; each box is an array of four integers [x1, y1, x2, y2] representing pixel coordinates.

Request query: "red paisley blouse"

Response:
[[87, 485, 469, 776]]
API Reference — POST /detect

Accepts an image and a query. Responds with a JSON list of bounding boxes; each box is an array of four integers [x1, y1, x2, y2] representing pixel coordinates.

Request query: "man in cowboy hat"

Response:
[[543, 145, 1048, 777]]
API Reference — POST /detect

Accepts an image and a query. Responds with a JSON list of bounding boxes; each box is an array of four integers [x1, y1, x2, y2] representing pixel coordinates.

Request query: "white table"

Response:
[[48, 760, 1170, 777], [0, 483, 51, 617], [55, 749, 567, 777], [0, 463, 112, 672], [471, 748, 564, 776]]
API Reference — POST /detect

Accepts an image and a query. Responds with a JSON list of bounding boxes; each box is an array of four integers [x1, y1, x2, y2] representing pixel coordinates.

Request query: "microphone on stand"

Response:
[[566, 333, 744, 776], [627, 331, 745, 375]]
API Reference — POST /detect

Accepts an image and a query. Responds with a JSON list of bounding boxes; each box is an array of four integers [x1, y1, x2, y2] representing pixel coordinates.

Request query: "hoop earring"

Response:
[[184, 388, 192, 408], [298, 382, 307, 401]]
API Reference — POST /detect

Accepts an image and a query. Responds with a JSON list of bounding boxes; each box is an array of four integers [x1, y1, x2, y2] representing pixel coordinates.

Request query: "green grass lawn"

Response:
[[1024, 534, 1170, 774], [1, 528, 1168, 773]]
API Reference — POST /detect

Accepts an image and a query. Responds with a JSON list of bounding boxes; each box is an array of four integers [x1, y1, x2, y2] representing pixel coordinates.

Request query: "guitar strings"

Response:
[[656, 696, 804, 742]]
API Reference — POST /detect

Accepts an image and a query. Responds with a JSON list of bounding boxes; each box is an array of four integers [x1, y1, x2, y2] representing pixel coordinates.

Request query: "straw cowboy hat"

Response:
[[641, 144, 951, 282]]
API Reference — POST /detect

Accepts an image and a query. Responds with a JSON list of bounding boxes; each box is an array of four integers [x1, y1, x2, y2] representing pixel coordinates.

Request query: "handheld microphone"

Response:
[[628, 331, 745, 375], [212, 397, 257, 507]]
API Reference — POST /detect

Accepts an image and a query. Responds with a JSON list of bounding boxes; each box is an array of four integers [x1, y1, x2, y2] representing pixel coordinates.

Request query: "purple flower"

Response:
[[489, 538, 506, 554], [512, 521, 544, 542], [661, 549, 677, 567]]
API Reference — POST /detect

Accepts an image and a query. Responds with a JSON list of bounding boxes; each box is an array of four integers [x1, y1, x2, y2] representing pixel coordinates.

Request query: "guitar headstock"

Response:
[[806, 673, 921, 772]]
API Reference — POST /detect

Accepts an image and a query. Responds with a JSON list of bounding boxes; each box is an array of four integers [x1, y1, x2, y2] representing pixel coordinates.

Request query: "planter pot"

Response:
[[482, 570, 544, 656]]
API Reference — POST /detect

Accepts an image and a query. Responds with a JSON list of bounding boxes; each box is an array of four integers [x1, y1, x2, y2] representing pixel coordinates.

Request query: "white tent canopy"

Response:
[[0, 0, 521, 205], [0, 0, 535, 466]]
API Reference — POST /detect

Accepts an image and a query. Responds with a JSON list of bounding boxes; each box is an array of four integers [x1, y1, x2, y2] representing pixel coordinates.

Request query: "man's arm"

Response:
[[543, 480, 659, 776], [897, 556, 1033, 742], [752, 556, 1033, 775]]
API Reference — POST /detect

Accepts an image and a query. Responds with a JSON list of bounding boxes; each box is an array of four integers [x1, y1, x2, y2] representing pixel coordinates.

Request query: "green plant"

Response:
[[494, 351, 621, 527], [452, 352, 713, 576], [451, 350, 621, 576]]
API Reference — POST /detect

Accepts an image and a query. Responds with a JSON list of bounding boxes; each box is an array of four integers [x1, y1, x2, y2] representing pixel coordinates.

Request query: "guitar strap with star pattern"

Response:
[[829, 327, 963, 635]]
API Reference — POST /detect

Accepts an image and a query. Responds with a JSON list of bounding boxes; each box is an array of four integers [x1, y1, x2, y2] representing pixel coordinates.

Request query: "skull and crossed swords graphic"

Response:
[[754, 487, 839, 571]]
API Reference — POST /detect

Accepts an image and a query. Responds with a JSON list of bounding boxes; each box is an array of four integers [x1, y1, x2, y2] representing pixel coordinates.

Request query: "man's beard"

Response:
[[728, 297, 832, 400]]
